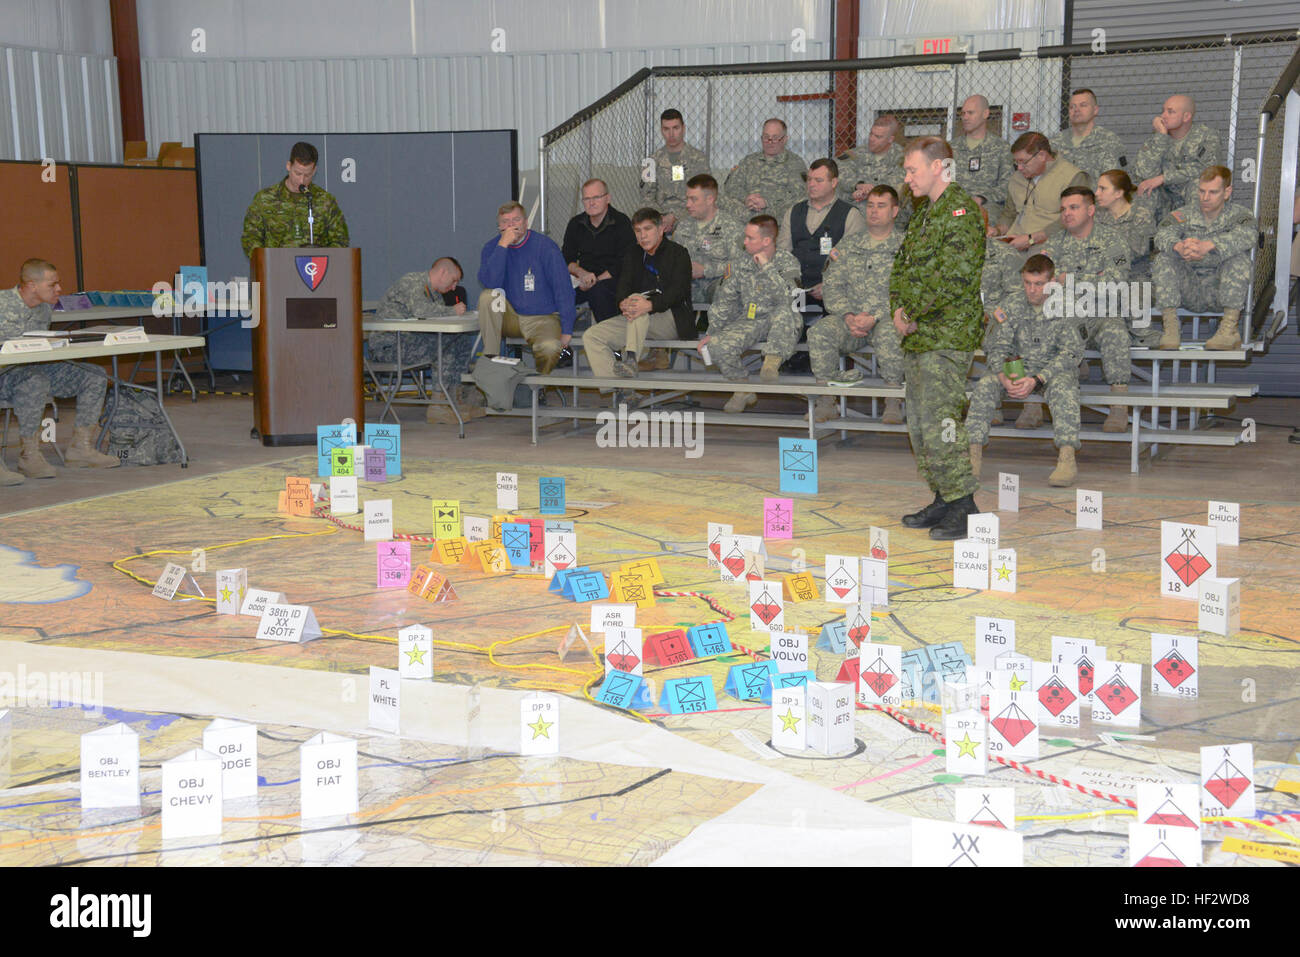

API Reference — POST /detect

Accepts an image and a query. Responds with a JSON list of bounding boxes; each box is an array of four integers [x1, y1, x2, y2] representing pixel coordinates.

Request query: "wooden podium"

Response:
[[251, 246, 363, 445]]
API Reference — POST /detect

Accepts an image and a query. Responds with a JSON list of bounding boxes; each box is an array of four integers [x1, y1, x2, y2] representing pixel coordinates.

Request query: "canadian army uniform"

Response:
[[240, 181, 349, 259]]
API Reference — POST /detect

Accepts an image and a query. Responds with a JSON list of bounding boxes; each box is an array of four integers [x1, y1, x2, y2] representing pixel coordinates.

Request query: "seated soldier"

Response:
[[953, 95, 1015, 224], [697, 215, 802, 414], [1095, 168, 1160, 347], [1056, 88, 1126, 183], [723, 118, 809, 220], [1044, 186, 1133, 432], [640, 109, 711, 234], [992, 132, 1089, 253], [977, 201, 1024, 427], [581, 208, 693, 386], [1153, 165, 1256, 351], [1135, 95, 1223, 222], [0, 259, 120, 484], [837, 114, 911, 226], [366, 256, 483, 423], [810, 185, 905, 424], [966, 255, 1085, 487]]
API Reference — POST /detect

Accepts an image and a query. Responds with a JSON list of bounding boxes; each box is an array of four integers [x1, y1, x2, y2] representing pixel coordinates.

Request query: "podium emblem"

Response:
[[295, 256, 329, 290]]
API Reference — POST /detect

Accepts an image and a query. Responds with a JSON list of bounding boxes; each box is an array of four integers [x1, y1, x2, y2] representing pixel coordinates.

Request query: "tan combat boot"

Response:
[[1102, 383, 1129, 433], [881, 391, 904, 425], [1015, 401, 1043, 429], [969, 443, 983, 478], [0, 454, 24, 486], [17, 434, 56, 479], [1077, 359, 1090, 381], [637, 348, 671, 371], [813, 395, 838, 423], [457, 384, 487, 420], [759, 355, 782, 382], [1205, 309, 1242, 351], [1048, 446, 1077, 487], [1158, 309, 1181, 350], [724, 391, 757, 413], [66, 425, 121, 468], [990, 406, 1004, 425]]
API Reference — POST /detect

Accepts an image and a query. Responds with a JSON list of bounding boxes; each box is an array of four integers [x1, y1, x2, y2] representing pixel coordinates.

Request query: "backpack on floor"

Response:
[[106, 386, 184, 466]]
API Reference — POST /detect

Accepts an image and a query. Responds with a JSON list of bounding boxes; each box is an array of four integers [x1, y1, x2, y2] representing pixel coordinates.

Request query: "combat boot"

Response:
[[759, 355, 782, 383], [813, 395, 838, 423], [969, 443, 983, 478], [723, 391, 757, 413], [1205, 309, 1242, 351], [17, 435, 56, 479], [1015, 402, 1043, 429], [1049, 446, 1077, 487], [1077, 359, 1090, 382], [66, 426, 121, 468], [1102, 384, 1129, 433], [1158, 309, 1181, 351], [0, 454, 24, 486], [902, 492, 947, 528], [881, 393, 904, 425], [637, 348, 671, 371], [929, 494, 978, 540], [990, 406, 1004, 425], [457, 384, 487, 420]]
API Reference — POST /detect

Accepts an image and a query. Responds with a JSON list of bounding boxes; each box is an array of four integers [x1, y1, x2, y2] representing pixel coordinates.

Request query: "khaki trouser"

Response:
[[476, 290, 563, 374], [583, 310, 680, 382]]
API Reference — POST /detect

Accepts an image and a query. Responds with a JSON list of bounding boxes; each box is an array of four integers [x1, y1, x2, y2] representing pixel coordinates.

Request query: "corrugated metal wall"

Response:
[[0, 43, 120, 162], [1072, 0, 1300, 42]]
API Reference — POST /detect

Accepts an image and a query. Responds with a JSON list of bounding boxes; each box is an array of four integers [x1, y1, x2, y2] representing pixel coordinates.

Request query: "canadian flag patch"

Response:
[[953, 207, 967, 217]]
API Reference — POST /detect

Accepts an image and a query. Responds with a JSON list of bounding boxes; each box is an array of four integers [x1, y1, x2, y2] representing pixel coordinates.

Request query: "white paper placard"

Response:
[[1076, 489, 1103, 529], [161, 748, 223, 840], [1128, 822, 1200, 867], [239, 587, 286, 618], [945, 710, 986, 776], [520, 692, 560, 755], [1197, 578, 1240, 636], [719, 534, 764, 583], [953, 540, 990, 590], [1200, 742, 1254, 819], [706, 522, 733, 571], [496, 472, 519, 511], [330, 476, 359, 516], [152, 562, 188, 600], [1136, 782, 1201, 831], [956, 787, 1015, 830], [912, 818, 1022, 866], [368, 666, 400, 734], [363, 499, 393, 542], [202, 718, 258, 800], [603, 626, 644, 677], [998, 472, 1020, 512], [806, 681, 855, 755], [1150, 633, 1199, 698], [771, 686, 807, 751], [967, 513, 999, 547], [463, 516, 489, 542], [770, 627, 808, 674], [80, 723, 140, 809], [398, 624, 433, 679], [857, 641, 903, 707], [1053, 636, 1103, 705], [990, 548, 1017, 593], [1160, 521, 1217, 600], [748, 579, 785, 633], [860, 557, 889, 607], [543, 530, 577, 579], [300, 732, 358, 819], [1, 336, 54, 353], [1031, 660, 1081, 730], [823, 554, 859, 604], [589, 603, 636, 633], [214, 568, 247, 615], [104, 327, 149, 345], [868, 526, 889, 561], [1091, 661, 1142, 727], [988, 688, 1039, 760], [255, 603, 322, 643], [975, 617, 1016, 667], [1206, 501, 1239, 547]]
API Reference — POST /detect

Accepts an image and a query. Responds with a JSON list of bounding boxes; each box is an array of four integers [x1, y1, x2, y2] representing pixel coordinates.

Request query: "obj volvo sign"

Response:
[[295, 255, 329, 290]]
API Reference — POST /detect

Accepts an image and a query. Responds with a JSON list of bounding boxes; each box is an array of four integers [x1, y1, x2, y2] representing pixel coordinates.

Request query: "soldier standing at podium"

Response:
[[240, 142, 349, 258]]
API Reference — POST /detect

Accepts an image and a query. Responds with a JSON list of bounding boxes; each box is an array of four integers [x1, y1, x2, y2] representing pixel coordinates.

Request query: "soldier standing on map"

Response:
[[891, 137, 986, 540], [240, 141, 349, 260]]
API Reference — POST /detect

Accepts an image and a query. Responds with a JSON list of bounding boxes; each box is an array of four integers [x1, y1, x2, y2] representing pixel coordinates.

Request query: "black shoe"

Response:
[[902, 492, 947, 528], [929, 494, 979, 540], [1290, 429, 1300, 445]]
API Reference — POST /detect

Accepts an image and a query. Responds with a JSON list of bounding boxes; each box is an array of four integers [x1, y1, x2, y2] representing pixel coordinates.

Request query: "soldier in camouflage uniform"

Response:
[[0, 259, 118, 483], [967, 255, 1084, 487], [365, 257, 484, 423], [1153, 165, 1257, 351], [952, 96, 1014, 224], [891, 137, 986, 541], [698, 215, 802, 414], [1096, 169, 1161, 348], [837, 115, 911, 227], [640, 109, 711, 235], [811, 185, 905, 424], [1045, 186, 1134, 432], [1135, 96, 1222, 223], [723, 119, 808, 221], [1056, 89, 1127, 184], [240, 142, 349, 260]]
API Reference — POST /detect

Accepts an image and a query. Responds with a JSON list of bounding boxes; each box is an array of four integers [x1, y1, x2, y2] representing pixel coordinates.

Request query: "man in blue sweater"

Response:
[[476, 201, 577, 375]]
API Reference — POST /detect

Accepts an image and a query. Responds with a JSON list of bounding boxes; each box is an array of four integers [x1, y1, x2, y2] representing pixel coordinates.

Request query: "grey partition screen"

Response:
[[197, 130, 518, 371]]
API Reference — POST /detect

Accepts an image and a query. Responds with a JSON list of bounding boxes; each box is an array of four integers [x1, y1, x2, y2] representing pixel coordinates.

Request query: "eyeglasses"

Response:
[[1012, 150, 1044, 170], [581, 194, 609, 203], [761, 134, 787, 143]]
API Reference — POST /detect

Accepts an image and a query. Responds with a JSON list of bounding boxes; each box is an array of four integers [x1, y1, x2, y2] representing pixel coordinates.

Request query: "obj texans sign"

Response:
[[296, 255, 329, 290]]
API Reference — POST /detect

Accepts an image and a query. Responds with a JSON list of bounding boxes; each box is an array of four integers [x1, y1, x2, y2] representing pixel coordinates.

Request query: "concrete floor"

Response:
[[1, 385, 1298, 516]]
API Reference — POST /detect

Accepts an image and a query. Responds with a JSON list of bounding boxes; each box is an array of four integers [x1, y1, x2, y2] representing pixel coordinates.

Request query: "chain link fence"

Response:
[[541, 30, 1299, 340]]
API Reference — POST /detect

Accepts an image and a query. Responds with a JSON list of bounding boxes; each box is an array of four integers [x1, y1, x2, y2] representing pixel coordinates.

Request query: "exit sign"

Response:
[[921, 36, 958, 54]]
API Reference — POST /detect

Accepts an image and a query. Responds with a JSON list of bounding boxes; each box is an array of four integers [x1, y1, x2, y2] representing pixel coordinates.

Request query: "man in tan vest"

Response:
[[992, 132, 1090, 254]]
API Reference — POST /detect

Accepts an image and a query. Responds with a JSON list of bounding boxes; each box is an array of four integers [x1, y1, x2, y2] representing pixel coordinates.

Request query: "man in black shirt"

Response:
[[581, 207, 693, 382], [563, 178, 637, 323]]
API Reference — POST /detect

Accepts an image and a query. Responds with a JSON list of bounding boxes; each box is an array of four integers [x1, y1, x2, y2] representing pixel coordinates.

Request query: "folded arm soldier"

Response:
[[1153, 165, 1256, 351], [1045, 186, 1134, 433], [641, 109, 711, 234], [1056, 89, 1126, 183], [698, 216, 802, 414], [366, 257, 485, 424], [952, 95, 1014, 223], [838, 114, 910, 225], [811, 185, 905, 425], [723, 119, 808, 220], [1135, 95, 1222, 220], [240, 141, 348, 260], [992, 132, 1089, 253], [563, 179, 636, 323], [477, 201, 576, 375], [966, 255, 1085, 488], [1096, 169, 1160, 348], [0, 259, 119, 484], [891, 137, 986, 541]]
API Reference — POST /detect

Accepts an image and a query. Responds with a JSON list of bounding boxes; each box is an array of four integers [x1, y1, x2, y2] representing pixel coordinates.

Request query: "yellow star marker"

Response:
[[219, 586, 233, 603], [405, 646, 426, 664], [955, 732, 979, 758], [1009, 673, 1026, 691], [528, 715, 553, 740], [779, 708, 800, 732], [995, 563, 1012, 581]]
